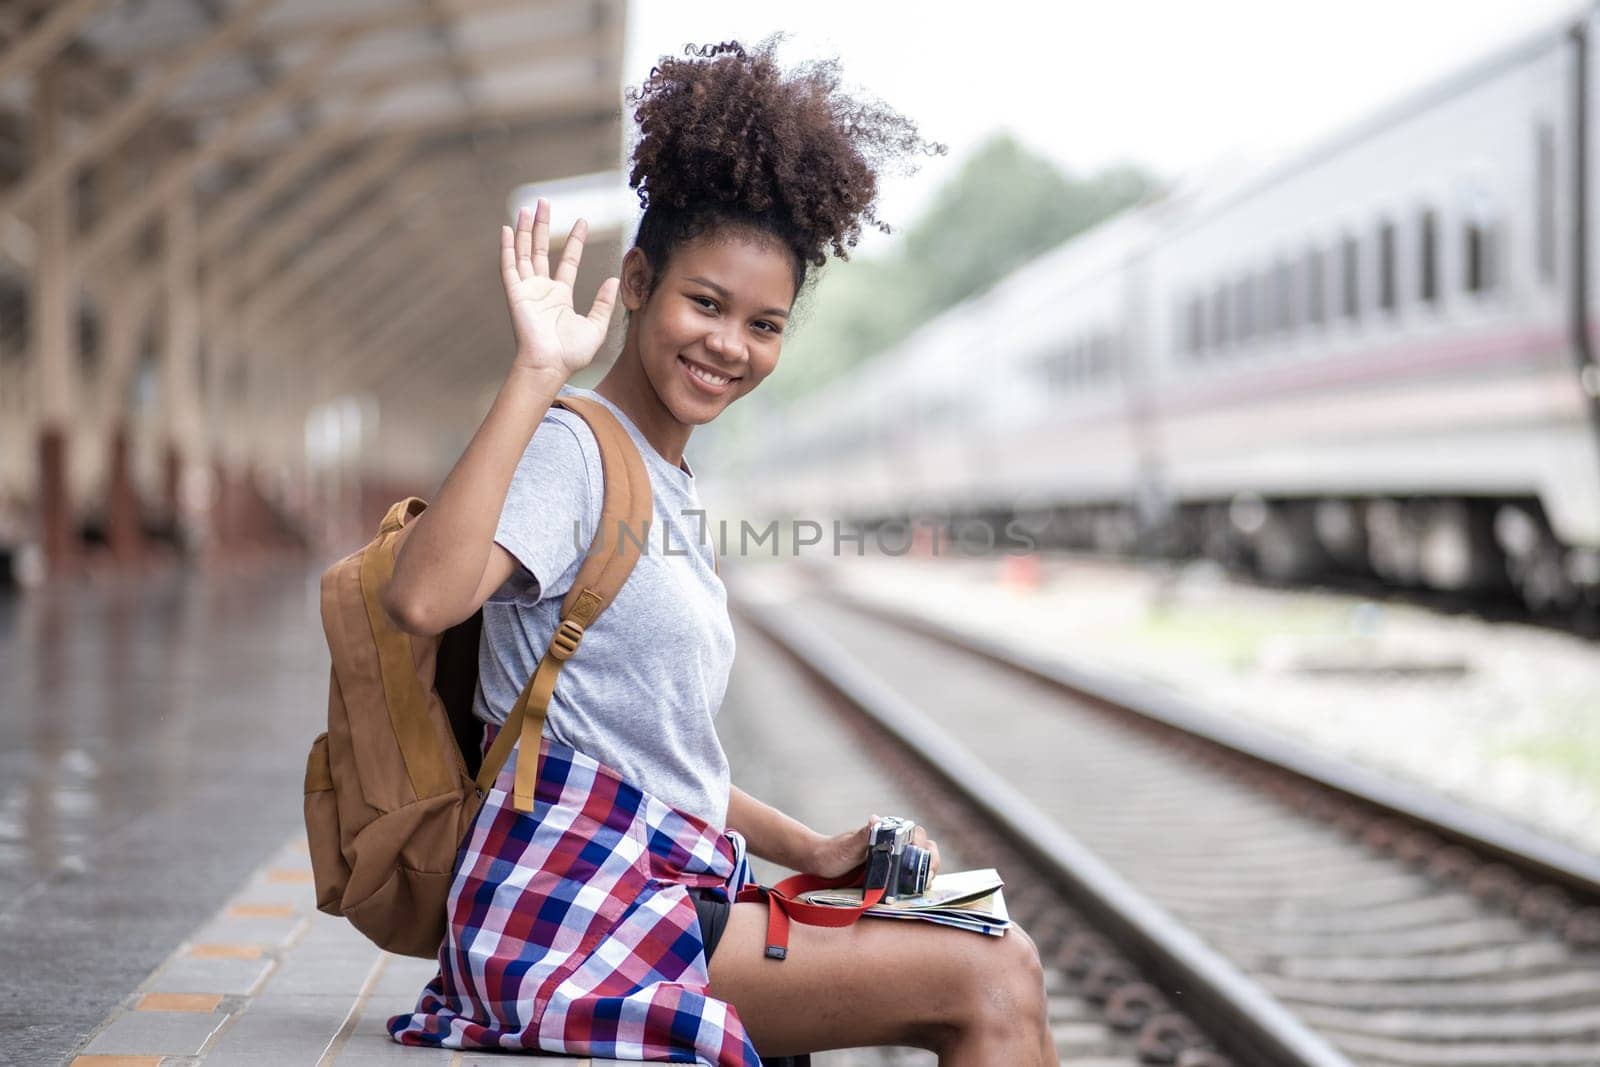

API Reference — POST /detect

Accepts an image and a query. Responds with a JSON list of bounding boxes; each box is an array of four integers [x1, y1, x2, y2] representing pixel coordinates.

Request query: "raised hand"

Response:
[[500, 198, 621, 381]]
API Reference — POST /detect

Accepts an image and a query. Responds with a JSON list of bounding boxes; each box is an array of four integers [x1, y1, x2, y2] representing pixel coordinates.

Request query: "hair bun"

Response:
[[626, 37, 938, 269]]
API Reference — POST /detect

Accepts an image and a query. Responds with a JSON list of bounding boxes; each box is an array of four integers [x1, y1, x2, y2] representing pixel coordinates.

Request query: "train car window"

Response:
[[1418, 209, 1439, 306], [1259, 268, 1276, 337], [1031, 348, 1052, 387], [1465, 220, 1495, 294], [1186, 296, 1205, 358], [1210, 283, 1230, 351], [1234, 274, 1255, 345], [1377, 219, 1397, 313], [1305, 246, 1326, 327], [1090, 333, 1112, 379], [1339, 234, 1360, 321], [1536, 122, 1557, 285], [1274, 258, 1295, 334], [1258, 268, 1276, 337]]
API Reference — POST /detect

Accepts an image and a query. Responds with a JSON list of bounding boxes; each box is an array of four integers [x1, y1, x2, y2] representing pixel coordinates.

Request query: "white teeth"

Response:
[[682, 358, 731, 386]]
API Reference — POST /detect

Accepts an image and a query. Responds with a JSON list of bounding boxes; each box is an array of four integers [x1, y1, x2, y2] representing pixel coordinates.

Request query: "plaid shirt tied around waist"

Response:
[[387, 727, 761, 1065]]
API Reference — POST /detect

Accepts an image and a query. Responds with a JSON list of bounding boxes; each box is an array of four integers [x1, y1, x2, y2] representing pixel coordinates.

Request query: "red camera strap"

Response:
[[733, 864, 887, 960]]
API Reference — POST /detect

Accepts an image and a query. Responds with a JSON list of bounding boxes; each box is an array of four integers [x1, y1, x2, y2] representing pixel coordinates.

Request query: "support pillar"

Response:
[[31, 64, 77, 576], [97, 154, 147, 565], [105, 425, 141, 564], [200, 278, 232, 557], [163, 444, 181, 537], [161, 192, 205, 553], [37, 429, 70, 569]]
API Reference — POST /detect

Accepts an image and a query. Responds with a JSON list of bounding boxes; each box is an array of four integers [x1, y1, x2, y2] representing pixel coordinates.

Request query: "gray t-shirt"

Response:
[[473, 386, 735, 828]]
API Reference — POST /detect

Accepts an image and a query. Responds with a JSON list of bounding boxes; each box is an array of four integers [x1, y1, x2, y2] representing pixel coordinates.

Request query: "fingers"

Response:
[[500, 224, 519, 292], [531, 197, 550, 277], [554, 217, 588, 287], [512, 200, 585, 284], [586, 276, 620, 330], [513, 202, 536, 281], [911, 823, 940, 878]]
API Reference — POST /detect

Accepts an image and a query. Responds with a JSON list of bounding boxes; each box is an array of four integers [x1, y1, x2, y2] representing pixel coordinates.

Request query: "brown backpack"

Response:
[[302, 396, 653, 958]]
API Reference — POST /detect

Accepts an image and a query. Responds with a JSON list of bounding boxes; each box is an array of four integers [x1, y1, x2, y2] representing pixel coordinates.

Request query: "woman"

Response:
[[382, 41, 1053, 1065]]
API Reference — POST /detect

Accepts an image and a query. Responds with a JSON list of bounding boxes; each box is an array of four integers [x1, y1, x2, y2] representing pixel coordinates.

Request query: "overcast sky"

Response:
[[624, 0, 1586, 250]]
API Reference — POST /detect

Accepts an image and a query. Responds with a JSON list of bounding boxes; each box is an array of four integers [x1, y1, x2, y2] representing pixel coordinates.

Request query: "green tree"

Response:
[[701, 134, 1158, 470], [775, 133, 1158, 399]]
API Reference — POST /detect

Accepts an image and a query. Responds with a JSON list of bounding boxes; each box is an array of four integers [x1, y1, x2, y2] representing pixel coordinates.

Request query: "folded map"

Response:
[[797, 868, 1011, 936]]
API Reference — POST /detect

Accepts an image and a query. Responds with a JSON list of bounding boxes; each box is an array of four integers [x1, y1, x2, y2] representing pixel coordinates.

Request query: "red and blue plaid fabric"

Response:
[[386, 727, 761, 1065]]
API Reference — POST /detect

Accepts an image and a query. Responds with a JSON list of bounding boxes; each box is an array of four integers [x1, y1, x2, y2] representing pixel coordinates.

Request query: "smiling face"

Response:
[[620, 231, 798, 426]]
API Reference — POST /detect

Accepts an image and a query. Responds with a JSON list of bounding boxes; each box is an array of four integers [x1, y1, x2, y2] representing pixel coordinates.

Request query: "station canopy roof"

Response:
[[1, 0, 628, 411]]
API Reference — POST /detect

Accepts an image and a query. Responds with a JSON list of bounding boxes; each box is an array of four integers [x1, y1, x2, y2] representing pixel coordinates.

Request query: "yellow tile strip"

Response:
[[188, 943, 263, 960], [73, 832, 316, 1067], [226, 903, 298, 919], [135, 992, 223, 1013]]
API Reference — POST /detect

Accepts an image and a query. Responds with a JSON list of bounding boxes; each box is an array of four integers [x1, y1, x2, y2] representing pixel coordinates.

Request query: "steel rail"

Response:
[[817, 579, 1600, 907], [734, 593, 1353, 1067]]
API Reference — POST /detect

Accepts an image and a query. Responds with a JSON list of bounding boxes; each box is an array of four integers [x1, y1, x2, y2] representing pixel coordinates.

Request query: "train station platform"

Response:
[[3, 562, 1108, 1066]]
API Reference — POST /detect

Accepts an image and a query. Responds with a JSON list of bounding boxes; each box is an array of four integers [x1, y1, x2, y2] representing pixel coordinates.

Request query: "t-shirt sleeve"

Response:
[[490, 411, 599, 604]]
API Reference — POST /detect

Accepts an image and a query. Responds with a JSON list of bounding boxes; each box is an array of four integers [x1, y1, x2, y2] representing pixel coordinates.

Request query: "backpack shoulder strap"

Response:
[[475, 394, 654, 812]]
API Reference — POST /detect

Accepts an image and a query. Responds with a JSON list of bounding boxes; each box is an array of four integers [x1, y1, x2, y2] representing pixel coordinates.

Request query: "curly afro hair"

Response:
[[626, 39, 939, 294]]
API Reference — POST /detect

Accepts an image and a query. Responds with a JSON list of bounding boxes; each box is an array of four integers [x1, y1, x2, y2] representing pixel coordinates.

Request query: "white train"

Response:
[[732, 9, 1600, 617]]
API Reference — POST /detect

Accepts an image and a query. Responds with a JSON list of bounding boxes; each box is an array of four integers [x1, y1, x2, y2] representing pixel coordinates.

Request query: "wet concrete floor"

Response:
[[0, 564, 330, 1065]]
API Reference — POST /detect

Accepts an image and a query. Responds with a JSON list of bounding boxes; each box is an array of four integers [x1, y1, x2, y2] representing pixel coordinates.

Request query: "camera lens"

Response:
[[898, 844, 932, 897]]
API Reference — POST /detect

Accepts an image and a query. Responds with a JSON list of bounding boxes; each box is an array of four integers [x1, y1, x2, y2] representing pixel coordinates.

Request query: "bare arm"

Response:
[[384, 369, 565, 633], [384, 199, 619, 635], [727, 785, 835, 872], [726, 785, 942, 880]]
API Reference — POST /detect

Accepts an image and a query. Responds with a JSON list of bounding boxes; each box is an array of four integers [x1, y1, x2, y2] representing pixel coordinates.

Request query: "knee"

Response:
[[999, 926, 1048, 1019], [954, 925, 1048, 1034]]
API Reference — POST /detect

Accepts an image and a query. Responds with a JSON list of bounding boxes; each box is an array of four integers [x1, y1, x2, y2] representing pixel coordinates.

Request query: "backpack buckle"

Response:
[[549, 618, 585, 660]]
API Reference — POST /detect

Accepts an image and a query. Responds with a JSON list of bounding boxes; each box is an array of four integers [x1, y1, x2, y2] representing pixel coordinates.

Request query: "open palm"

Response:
[[501, 198, 620, 379]]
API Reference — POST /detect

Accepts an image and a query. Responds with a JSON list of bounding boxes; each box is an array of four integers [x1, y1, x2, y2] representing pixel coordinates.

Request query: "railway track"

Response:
[[728, 568, 1600, 1067], [719, 597, 1249, 1067]]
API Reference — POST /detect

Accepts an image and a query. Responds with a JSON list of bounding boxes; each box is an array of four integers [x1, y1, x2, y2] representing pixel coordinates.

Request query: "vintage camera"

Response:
[[863, 815, 932, 903]]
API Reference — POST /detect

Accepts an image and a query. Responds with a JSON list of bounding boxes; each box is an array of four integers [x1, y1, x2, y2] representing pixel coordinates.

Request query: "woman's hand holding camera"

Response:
[[500, 197, 620, 385], [806, 814, 941, 883]]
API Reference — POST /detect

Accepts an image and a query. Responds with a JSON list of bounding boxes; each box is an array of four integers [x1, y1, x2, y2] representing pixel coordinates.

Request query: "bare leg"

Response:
[[707, 903, 1055, 1064]]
